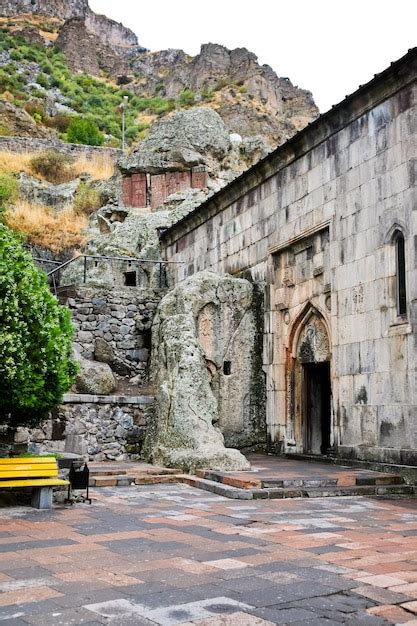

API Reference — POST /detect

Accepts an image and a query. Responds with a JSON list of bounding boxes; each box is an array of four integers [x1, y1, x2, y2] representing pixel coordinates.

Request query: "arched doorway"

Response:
[[288, 308, 332, 455]]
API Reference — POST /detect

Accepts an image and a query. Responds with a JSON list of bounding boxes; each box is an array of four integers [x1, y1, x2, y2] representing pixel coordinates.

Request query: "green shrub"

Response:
[[67, 117, 104, 146], [73, 181, 101, 215], [29, 151, 75, 184], [179, 89, 195, 107], [46, 113, 71, 133], [0, 174, 18, 217], [0, 224, 77, 429], [36, 73, 50, 89]]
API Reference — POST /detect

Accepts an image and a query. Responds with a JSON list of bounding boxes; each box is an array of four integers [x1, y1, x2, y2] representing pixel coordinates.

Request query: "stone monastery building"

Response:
[[159, 48, 417, 466]]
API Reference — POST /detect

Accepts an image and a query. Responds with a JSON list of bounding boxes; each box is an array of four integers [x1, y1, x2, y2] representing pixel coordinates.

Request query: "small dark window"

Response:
[[223, 361, 232, 375], [124, 271, 137, 287], [393, 231, 407, 317]]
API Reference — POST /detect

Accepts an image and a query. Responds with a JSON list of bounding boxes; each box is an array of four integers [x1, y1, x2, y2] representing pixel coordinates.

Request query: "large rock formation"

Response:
[[0, 101, 54, 138], [131, 43, 319, 144], [0, 0, 143, 56], [55, 18, 129, 76], [146, 271, 266, 471], [119, 108, 231, 175]]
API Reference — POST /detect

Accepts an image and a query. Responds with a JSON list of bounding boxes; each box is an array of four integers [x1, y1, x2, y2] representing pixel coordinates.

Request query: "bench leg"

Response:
[[31, 487, 53, 510]]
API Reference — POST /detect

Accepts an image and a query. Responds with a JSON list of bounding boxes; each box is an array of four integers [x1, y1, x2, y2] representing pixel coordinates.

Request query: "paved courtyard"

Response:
[[2, 486, 417, 625]]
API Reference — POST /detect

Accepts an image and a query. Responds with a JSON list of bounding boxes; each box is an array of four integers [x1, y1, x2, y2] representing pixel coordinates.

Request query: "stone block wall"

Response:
[[0, 136, 121, 161], [63, 286, 165, 386], [13, 394, 154, 461], [160, 66, 417, 464]]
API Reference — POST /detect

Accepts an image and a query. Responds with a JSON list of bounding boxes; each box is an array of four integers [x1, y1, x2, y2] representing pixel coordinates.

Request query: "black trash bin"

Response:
[[66, 462, 91, 504]]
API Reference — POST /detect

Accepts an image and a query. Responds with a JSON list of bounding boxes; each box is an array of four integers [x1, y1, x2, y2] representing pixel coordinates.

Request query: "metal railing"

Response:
[[33, 254, 182, 293]]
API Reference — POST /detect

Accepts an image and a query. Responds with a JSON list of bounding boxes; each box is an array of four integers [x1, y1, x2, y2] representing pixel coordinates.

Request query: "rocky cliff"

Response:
[[0, 0, 319, 149], [0, 0, 142, 53]]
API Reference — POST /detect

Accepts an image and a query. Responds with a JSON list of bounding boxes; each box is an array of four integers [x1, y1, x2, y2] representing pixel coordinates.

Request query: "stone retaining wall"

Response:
[[63, 286, 165, 384], [13, 394, 154, 461], [0, 136, 121, 161]]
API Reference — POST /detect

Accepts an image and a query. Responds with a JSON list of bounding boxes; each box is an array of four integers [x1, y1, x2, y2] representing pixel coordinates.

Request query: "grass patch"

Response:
[[5, 199, 87, 252], [0, 150, 114, 181]]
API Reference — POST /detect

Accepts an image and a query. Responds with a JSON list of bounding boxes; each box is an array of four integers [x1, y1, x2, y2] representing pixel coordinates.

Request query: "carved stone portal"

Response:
[[297, 315, 330, 364]]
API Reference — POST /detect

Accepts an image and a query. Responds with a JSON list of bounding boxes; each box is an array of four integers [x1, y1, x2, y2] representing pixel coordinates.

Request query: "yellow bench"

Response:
[[0, 457, 69, 509]]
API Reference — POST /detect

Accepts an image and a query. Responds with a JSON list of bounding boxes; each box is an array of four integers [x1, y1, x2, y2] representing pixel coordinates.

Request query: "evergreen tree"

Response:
[[0, 225, 77, 429]]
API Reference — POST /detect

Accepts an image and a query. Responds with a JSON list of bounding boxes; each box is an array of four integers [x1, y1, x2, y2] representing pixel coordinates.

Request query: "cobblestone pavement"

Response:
[[2, 487, 417, 625]]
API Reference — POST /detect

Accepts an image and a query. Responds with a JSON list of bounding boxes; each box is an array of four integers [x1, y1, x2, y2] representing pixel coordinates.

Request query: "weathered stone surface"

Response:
[[147, 271, 266, 472], [18, 172, 80, 211], [74, 349, 116, 395], [0, 101, 54, 139], [118, 108, 231, 175], [160, 56, 417, 466]]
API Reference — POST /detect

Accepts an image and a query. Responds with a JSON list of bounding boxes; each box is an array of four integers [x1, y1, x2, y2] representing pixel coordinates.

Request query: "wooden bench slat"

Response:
[[0, 478, 69, 488], [0, 457, 58, 464], [0, 470, 59, 479]]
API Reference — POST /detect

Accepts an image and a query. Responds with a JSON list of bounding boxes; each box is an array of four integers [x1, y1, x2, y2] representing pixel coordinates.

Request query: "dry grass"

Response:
[[5, 200, 87, 253], [0, 151, 115, 181]]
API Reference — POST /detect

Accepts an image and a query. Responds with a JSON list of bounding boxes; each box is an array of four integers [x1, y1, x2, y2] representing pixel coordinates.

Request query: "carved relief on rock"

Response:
[[297, 314, 330, 364]]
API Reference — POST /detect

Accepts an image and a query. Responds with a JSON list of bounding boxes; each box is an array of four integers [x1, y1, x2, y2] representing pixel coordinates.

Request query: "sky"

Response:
[[89, 0, 416, 113]]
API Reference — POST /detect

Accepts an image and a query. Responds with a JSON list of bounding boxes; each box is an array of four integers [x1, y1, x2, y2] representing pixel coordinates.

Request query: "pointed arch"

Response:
[[288, 302, 331, 360]]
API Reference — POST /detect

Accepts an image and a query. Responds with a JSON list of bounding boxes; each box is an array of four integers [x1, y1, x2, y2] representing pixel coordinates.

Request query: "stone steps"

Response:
[[196, 469, 403, 490], [85, 462, 412, 500], [180, 475, 414, 500]]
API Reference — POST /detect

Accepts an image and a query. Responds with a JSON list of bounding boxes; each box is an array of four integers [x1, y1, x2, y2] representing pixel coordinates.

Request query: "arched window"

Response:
[[392, 230, 407, 317]]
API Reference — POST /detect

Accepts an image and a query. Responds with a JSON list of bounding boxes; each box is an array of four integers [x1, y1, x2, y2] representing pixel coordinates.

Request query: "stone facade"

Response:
[[63, 286, 164, 386], [160, 50, 417, 465]]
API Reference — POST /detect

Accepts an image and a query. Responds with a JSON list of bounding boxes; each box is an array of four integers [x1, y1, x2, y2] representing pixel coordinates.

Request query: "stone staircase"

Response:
[[183, 468, 413, 500], [88, 464, 182, 488], [86, 456, 414, 500]]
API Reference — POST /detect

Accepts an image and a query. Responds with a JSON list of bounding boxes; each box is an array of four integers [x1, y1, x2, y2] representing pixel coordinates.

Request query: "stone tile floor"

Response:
[[2, 486, 417, 624]]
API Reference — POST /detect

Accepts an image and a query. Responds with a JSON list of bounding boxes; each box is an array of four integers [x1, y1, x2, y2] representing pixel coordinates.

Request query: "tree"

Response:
[[0, 225, 77, 429], [66, 116, 104, 146]]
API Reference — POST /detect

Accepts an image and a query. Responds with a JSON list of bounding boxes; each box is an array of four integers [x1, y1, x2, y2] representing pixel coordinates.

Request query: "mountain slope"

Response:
[[0, 0, 319, 149]]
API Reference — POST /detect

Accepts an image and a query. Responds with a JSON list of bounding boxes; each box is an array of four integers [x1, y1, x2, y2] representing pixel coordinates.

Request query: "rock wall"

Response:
[[146, 271, 266, 471], [64, 286, 164, 387], [12, 394, 154, 461], [0, 0, 141, 51], [0, 136, 121, 160]]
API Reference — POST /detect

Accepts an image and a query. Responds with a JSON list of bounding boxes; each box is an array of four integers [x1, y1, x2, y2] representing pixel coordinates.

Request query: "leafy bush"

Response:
[[179, 89, 195, 107], [73, 181, 101, 215], [29, 151, 75, 184], [46, 113, 71, 133], [0, 224, 77, 428], [0, 174, 18, 217], [67, 117, 104, 146]]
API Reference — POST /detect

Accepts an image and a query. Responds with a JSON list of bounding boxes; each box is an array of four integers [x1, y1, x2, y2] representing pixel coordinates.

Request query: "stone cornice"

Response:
[[160, 48, 417, 249]]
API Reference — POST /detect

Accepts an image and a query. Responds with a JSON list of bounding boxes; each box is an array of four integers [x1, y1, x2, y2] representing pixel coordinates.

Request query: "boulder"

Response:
[[146, 271, 254, 472], [19, 173, 80, 211], [118, 108, 231, 175], [73, 350, 116, 395]]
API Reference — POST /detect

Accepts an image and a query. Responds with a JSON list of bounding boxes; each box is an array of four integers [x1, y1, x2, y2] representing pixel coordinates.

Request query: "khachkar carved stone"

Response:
[[297, 314, 330, 364], [146, 271, 255, 472]]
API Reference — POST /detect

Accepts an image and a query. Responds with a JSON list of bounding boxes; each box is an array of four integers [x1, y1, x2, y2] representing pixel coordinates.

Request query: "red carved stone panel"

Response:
[[191, 166, 208, 189], [151, 174, 167, 210], [131, 173, 147, 208], [166, 171, 191, 196]]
